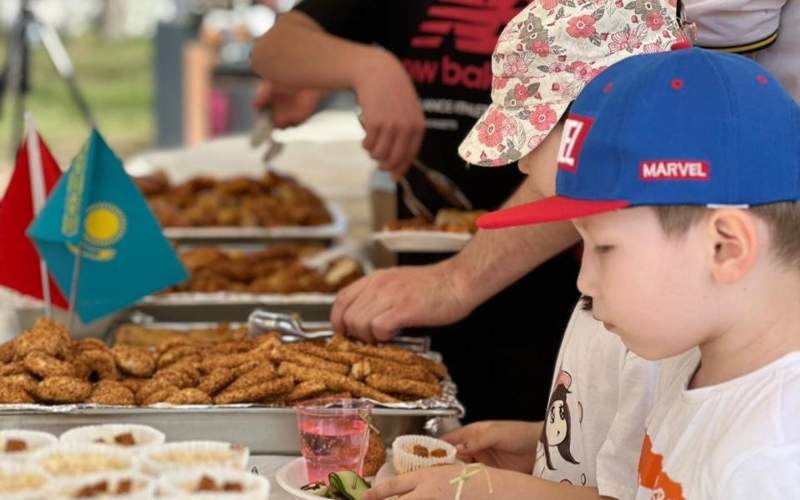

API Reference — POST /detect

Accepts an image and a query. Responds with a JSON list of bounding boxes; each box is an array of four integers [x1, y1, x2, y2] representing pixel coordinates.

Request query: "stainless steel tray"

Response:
[[162, 203, 347, 245], [0, 406, 457, 455]]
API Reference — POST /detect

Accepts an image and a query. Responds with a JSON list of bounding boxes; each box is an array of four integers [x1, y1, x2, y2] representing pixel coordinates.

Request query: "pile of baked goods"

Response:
[[0, 318, 447, 407], [0, 425, 271, 499], [384, 209, 486, 234], [168, 244, 364, 294], [135, 170, 332, 228]]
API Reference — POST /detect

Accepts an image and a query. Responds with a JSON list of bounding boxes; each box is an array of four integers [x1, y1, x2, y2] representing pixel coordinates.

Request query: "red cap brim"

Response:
[[478, 196, 630, 229]]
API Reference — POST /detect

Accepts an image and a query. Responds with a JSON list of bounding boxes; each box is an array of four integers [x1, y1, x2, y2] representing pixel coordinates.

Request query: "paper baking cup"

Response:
[[392, 435, 456, 474], [60, 424, 165, 455], [48, 470, 155, 500], [33, 444, 135, 478], [0, 462, 50, 499], [157, 468, 270, 499], [140, 441, 250, 475], [0, 430, 58, 463]]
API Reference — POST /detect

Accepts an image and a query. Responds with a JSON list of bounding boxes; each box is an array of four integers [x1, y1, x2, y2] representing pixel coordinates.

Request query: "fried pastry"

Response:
[[88, 380, 136, 406], [165, 388, 213, 405], [23, 351, 77, 378], [214, 375, 294, 404], [35, 377, 92, 404], [111, 346, 156, 378], [365, 374, 441, 399]]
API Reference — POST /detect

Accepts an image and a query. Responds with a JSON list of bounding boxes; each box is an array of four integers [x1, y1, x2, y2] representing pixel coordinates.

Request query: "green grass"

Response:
[[0, 34, 154, 173]]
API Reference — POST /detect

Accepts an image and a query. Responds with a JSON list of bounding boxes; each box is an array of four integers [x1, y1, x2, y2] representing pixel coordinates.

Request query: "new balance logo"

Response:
[[558, 115, 593, 172], [640, 161, 710, 181], [410, 0, 523, 55]]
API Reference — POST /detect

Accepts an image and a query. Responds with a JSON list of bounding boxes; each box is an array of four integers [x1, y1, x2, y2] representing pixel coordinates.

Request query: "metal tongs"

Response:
[[355, 111, 472, 222], [248, 310, 431, 352], [250, 110, 284, 164]]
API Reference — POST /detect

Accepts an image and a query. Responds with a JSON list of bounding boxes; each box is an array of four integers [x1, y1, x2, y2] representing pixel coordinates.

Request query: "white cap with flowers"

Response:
[[459, 0, 684, 167]]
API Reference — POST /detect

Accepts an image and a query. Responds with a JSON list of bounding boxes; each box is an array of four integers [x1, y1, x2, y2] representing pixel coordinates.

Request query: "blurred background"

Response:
[[0, 0, 305, 185]]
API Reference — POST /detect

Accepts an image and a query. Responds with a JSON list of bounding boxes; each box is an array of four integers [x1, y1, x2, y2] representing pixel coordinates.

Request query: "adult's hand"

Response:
[[354, 48, 425, 180], [251, 80, 322, 129], [441, 421, 541, 474], [331, 261, 475, 343]]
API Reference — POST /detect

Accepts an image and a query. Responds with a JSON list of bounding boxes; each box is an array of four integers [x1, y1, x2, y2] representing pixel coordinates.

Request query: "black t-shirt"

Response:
[[294, 0, 579, 423], [294, 0, 529, 214]]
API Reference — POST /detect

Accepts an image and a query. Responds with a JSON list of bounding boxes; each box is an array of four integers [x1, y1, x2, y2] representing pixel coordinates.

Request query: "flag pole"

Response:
[[25, 114, 53, 319], [66, 248, 81, 334]]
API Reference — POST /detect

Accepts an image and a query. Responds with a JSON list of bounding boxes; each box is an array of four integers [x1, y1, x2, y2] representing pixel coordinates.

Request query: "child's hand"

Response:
[[364, 464, 492, 500], [441, 420, 541, 473]]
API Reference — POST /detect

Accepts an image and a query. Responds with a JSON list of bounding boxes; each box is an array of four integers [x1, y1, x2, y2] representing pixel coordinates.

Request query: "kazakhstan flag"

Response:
[[27, 130, 187, 323]]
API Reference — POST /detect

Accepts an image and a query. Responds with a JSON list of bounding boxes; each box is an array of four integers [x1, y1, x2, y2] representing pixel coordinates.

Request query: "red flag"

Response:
[[0, 133, 67, 307]]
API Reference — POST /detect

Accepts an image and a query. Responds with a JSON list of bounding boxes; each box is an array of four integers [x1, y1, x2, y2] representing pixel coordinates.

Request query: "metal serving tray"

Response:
[[0, 406, 457, 455], [162, 203, 348, 246]]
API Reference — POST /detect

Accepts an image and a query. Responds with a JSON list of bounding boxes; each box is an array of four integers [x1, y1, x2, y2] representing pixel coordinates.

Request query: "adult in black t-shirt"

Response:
[[251, 0, 579, 422]]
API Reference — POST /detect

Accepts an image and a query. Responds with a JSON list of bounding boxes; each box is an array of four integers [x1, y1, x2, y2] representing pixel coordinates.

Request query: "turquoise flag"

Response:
[[27, 130, 187, 323]]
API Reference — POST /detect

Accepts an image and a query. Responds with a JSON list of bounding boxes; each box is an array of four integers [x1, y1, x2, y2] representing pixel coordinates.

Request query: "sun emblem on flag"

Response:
[[83, 202, 126, 250]]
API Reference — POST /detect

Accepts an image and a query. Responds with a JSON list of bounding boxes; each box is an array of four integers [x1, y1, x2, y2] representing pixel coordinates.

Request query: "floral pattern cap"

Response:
[[459, 0, 683, 167]]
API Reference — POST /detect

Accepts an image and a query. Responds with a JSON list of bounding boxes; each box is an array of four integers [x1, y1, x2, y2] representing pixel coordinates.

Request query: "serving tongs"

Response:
[[250, 110, 284, 164], [248, 309, 431, 352]]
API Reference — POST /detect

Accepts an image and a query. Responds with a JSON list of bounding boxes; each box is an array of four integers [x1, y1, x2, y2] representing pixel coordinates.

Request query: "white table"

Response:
[[250, 455, 297, 500]]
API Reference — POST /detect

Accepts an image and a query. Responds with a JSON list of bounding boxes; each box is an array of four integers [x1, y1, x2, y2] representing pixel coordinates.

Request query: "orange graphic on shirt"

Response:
[[638, 434, 685, 500]]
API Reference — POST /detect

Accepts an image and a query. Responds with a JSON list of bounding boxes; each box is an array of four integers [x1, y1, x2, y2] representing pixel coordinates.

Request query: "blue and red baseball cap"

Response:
[[478, 46, 800, 229]]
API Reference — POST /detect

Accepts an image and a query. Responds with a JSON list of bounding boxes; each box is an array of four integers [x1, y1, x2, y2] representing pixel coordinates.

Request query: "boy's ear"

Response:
[[705, 209, 758, 285]]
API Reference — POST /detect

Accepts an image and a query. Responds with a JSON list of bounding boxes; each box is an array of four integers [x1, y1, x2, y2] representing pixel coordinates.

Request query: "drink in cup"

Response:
[[295, 399, 372, 483]]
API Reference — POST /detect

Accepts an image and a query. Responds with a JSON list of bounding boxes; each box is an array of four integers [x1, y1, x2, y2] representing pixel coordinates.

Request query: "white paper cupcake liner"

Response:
[[48, 470, 155, 500], [60, 424, 166, 455], [157, 468, 270, 499], [0, 462, 52, 499], [392, 435, 456, 474], [140, 441, 249, 475], [33, 443, 135, 478], [0, 430, 58, 463]]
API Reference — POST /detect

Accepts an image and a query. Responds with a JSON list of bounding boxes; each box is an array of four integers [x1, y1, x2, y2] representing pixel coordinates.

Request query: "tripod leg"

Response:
[[37, 22, 96, 129]]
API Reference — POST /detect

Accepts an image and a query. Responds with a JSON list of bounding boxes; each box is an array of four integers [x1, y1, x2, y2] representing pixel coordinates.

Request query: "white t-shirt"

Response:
[[532, 304, 658, 499], [684, 0, 800, 102], [636, 350, 800, 500]]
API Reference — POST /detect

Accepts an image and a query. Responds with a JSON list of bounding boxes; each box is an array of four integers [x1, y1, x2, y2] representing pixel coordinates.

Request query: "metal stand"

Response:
[[0, 0, 96, 159]]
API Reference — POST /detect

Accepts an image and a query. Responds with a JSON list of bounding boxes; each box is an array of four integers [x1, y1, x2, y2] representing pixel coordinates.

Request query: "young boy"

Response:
[[474, 46, 800, 498]]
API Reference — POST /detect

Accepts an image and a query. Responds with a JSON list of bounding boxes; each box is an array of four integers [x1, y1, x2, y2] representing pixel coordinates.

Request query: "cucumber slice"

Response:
[[300, 481, 330, 497], [328, 471, 371, 500]]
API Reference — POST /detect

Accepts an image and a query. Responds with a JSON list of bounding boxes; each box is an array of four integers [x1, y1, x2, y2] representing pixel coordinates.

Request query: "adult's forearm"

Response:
[[449, 175, 580, 310], [251, 11, 380, 90]]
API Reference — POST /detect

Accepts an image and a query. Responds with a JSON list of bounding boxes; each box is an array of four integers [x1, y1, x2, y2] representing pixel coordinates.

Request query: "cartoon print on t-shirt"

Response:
[[540, 369, 580, 470]]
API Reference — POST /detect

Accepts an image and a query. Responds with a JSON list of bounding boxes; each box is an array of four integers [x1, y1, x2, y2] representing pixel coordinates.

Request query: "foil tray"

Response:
[[0, 405, 457, 455], [162, 203, 347, 245]]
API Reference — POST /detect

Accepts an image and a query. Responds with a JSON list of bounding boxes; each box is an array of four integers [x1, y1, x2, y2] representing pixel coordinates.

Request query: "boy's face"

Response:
[[573, 207, 714, 360]]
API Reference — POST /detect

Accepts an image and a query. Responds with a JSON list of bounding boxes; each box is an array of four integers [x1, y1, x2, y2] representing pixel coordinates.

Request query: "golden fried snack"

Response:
[[156, 337, 193, 354], [14, 318, 71, 359], [0, 339, 15, 363], [362, 431, 386, 477], [225, 365, 276, 393], [271, 346, 349, 375], [119, 378, 147, 394], [277, 362, 398, 404], [230, 360, 261, 378], [23, 351, 77, 378], [197, 367, 235, 396], [141, 386, 180, 405], [35, 377, 92, 404], [214, 375, 294, 405], [74, 349, 119, 381], [157, 345, 199, 370], [165, 388, 213, 405], [136, 378, 179, 404], [0, 362, 26, 376], [345, 344, 417, 364], [153, 368, 196, 389], [285, 381, 327, 402], [1, 373, 38, 393], [74, 338, 107, 352], [0, 383, 33, 404], [207, 340, 254, 356], [111, 346, 156, 378], [286, 342, 361, 365], [415, 357, 448, 379], [365, 374, 441, 399], [88, 380, 136, 406], [351, 358, 437, 384], [200, 350, 270, 372]]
